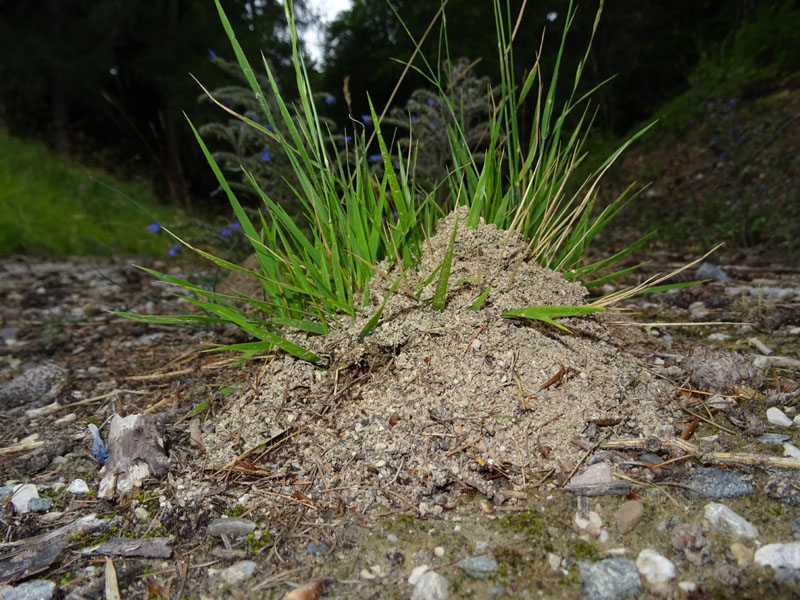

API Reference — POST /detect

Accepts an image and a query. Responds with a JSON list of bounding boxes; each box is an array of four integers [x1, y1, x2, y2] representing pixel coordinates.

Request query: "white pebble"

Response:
[[66, 479, 90, 494], [755, 542, 800, 570], [411, 570, 450, 600], [636, 548, 676, 584], [704, 502, 759, 539], [433, 546, 445, 558], [784, 444, 800, 459], [767, 407, 793, 427], [408, 565, 430, 585], [10, 483, 39, 514]]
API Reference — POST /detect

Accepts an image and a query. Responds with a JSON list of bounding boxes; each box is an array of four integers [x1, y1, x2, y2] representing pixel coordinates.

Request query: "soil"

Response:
[[1, 201, 799, 599]]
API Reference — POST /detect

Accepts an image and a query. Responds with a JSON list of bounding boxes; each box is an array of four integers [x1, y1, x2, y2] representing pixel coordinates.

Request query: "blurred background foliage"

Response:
[[1, 0, 798, 256]]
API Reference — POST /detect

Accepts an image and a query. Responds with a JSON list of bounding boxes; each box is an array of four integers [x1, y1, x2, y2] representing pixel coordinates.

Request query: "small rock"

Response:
[[687, 467, 753, 498], [716, 564, 741, 586], [433, 546, 445, 558], [408, 565, 430, 585], [0, 361, 69, 411], [134, 507, 149, 521], [455, 555, 498, 579], [728, 542, 754, 567], [489, 585, 505, 596], [387, 533, 398, 543], [784, 444, 800, 459], [636, 549, 676, 585], [678, 581, 697, 592], [547, 553, 562, 570], [564, 463, 629, 496], [411, 570, 450, 600], [704, 502, 759, 539], [767, 407, 793, 427], [688, 301, 710, 320], [575, 510, 604, 538], [696, 262, 730, 283], [207, 517, 256, 538], [615, 500, 644, 534], [708, 332, 730, 341], [671, 522, 711, 566], [27, 497, 53, 513], [0, 579, 57, 600], [10, 483, 39, 514], [66, 479, 90, 494], [578, 558, 642, 600], [792, 517, 800, 539], [684, 346, 764, 393], [758, 433, 791, 444], [755, 542, 800, 570], [214, 560, 257, 586], [307, 541, 328, 556]]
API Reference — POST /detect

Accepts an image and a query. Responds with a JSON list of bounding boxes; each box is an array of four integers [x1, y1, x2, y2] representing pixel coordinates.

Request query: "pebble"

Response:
[[0, 579, 57, 600], [134, 507, 149, 521], [206, 517, 256, 538], [10, 484, 39, 514], [387, 534, 398, 543], [687, 467, 753, 498], [66, 479, 90, 494], [758, 433, 791, 444], [408, 565, 430, 585], [575, 510, 604, 538], [728, 542, 753, 567], [433, 546, 444, 558], [578, 558, 642, 600], [696, 262, 730, 283], [27, 497, 53, 513], [784, 444, 800, 459], [688, 301, 710, 320], [547, 553, 562, 570], [564, 462, 629, 496], [411, 570, 450, 600], [307, 541, 328, 556], [704, 502, 759, 539], [213, 560, 256, 585], [455, 554, 498, 579], [636, 549, 676, 584], [754, 542, 800, 570], [489, 585, 505, 596], [792, 517, 800, 539], [767, 407, 793, 427], [614, 500, 644, 534]]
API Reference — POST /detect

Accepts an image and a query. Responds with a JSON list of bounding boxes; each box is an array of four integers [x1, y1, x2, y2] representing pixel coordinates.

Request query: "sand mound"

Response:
[[182, 208, 677, 514]]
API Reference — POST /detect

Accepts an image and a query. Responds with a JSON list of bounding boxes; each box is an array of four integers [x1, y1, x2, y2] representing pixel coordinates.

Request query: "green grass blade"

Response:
[[501, 305, 605, 332], [431, 216, 458, 311], [359, 275, 403, 340]]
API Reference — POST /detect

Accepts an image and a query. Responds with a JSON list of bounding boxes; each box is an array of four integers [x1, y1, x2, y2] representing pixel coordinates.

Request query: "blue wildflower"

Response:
[[411, 115, 418, 122], [368, 154, 381, 163], [429, 121, 438, 129], [260, 147, 271, 162], [208, 49, 217, 60], [146, 223, 160, 233], [753, 128, 759, 134], [341, 134, 353, 143], [426, 98, 435, 107], [266, 124, 274, 132], [361, 115, 372, 123], [231, 222, 241, 231], [88, 424, 107, 464], [325, 95, 335, 104], [737, 138, 743, 145], [711, 138, 718, 145], [168, 244, 180, 256], [730, 98, 738, 106], [220, 227, 232, 237]]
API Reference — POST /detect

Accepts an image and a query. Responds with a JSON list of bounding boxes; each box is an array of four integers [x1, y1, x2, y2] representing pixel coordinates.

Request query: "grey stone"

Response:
[[207, 517, 256, 538], [578, 558, 642, 600], [687, 468, 753, 498], [307, 541, 328, 556], [758, 433, 792, 445], [684, 347, 764, 394], [0, 579, 56, 600], [455, 554, 498, 579], [86, 537, 173, 558], [696, 262, 730, 283], [0, 362, 68, 411], [792, 517, 800, 539], [27, 497, 53, 513], [411, 570, 450, 600], [219, 560, 257, 585]]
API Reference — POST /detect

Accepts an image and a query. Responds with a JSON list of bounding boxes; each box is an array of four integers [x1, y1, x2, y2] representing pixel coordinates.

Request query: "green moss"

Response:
[[573, 539, 597, 560], [498, 509, 543, 538]]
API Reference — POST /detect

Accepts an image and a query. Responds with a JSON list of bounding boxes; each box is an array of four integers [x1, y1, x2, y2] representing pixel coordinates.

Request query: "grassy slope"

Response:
[[0, 129, 193, 258]]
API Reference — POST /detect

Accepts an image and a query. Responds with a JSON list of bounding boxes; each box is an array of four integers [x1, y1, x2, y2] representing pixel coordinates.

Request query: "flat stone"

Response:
[[615, 500, 645, 534], [455, 555, 498, 579], [66, 479, 89, 494], [0, 361, 68, 411], [578, 558, 642, 600], [636, 549, 676, 584], [0, 579, 57, 600], [27, 497, 53, 513], [687, 468, 753, 498], [704, 502, 759, 539], [85, 537, 173, 558], [207, 517, 256, 538], [219, 560, 257, 585], [411, 570, 450, 600], [696, 262, 730, 283], [755, 542, 800, 570], [758, 433, 791, 444]]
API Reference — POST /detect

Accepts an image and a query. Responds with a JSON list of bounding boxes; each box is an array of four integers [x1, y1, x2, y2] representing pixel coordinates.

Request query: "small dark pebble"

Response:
[[307, 541, 328, 556]]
